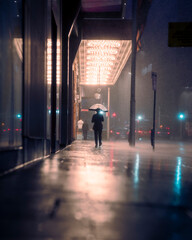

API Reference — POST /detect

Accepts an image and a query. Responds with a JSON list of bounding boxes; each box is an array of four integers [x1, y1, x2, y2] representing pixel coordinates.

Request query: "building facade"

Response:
[[0, 0, 80, 174]]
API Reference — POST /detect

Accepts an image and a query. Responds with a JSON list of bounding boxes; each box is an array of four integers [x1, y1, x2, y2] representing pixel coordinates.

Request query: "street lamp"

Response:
[[16, 114, 22, 119], [178, 113, 185, 120], [137, 115, 143, 121]]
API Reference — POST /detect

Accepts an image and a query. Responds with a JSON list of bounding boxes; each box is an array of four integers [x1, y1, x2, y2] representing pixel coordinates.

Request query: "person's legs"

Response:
[[84, 131, 87, 140], [98, 130, 102, 146], [94, 130, 98, 147]]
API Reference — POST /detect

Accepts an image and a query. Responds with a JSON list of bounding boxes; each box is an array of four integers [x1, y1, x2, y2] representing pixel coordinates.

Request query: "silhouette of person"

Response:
[[82, 120, 89, 140], [92, 108, 104, 148], [77, 119, 84, 130]]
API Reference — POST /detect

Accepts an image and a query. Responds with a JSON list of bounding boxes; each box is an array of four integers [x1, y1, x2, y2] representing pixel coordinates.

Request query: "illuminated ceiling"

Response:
[[77, 39, 132, 86], [81, 0, 122, 12]]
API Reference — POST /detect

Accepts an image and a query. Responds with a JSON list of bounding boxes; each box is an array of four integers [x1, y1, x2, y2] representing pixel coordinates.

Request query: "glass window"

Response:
[[0, 0, 23, 148]]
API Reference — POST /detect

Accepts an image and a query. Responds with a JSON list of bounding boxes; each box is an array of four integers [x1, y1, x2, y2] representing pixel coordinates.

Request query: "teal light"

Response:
[[178, 113, 185, 120], [174, 156, 182, 200], [134, 154, 140, 186], [16, 114, 22, 118]]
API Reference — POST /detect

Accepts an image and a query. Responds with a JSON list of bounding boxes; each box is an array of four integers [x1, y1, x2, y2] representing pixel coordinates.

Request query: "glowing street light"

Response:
[[16, 114, 22, 119], [178, 113, 185, 120], [137, 115, 143, 121]]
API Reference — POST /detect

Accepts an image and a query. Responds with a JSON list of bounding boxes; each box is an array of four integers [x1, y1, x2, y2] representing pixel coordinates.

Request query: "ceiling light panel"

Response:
[[78, 39, 132, 86]]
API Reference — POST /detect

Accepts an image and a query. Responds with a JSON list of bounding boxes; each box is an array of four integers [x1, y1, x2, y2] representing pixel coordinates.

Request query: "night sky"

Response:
[[111, 0, 192, 133]]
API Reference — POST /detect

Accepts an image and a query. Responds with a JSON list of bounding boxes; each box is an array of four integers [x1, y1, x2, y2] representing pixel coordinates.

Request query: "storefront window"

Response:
[[0, 0, 23, 148], [46, 38, 61, 141]]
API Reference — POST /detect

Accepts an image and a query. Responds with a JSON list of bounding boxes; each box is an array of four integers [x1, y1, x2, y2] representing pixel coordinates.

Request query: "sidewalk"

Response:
[[1, 140, 192, 239]]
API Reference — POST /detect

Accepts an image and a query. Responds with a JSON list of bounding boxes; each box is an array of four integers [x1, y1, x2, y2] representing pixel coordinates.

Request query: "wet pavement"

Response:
[[1, 140, 192, 239]]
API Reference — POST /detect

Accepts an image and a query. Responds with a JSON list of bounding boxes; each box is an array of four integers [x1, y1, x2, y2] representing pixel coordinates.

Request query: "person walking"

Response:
[[92, 108, 104, 148], [82, 120, 89, 140]]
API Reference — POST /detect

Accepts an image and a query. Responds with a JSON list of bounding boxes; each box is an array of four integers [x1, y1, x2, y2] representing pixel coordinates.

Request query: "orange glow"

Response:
[[76, 39, 132, 85], [13, 38, 23, 61], [47, 39, 61, 85], [81, 109, 89, 112]]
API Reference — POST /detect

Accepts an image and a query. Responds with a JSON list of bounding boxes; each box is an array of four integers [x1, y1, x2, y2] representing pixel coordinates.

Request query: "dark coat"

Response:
[[92, 113, 104, 131]]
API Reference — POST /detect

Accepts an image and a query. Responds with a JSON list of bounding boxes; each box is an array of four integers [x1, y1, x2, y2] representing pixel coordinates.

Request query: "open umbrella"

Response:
[[89, 103, 108, 112]]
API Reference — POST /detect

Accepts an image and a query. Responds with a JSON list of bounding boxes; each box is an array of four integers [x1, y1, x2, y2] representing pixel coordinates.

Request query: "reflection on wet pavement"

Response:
[[1, 140, 192, 239], [174, 156, 182, 196]]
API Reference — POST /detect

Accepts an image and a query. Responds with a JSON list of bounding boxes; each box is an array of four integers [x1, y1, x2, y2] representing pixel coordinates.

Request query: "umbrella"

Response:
[[89, 103, 108, 112]]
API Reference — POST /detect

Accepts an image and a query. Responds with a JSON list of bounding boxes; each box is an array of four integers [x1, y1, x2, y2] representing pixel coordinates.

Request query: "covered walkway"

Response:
[[1, 140, 192, 239]]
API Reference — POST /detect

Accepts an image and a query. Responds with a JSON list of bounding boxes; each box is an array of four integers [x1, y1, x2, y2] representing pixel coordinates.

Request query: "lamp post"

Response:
[[151, 72, 157, 150], [136, 115, 143, 140], [137, 115, 143, 130], [178, 113, 185, 139], [129, 0, 138, 146]]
